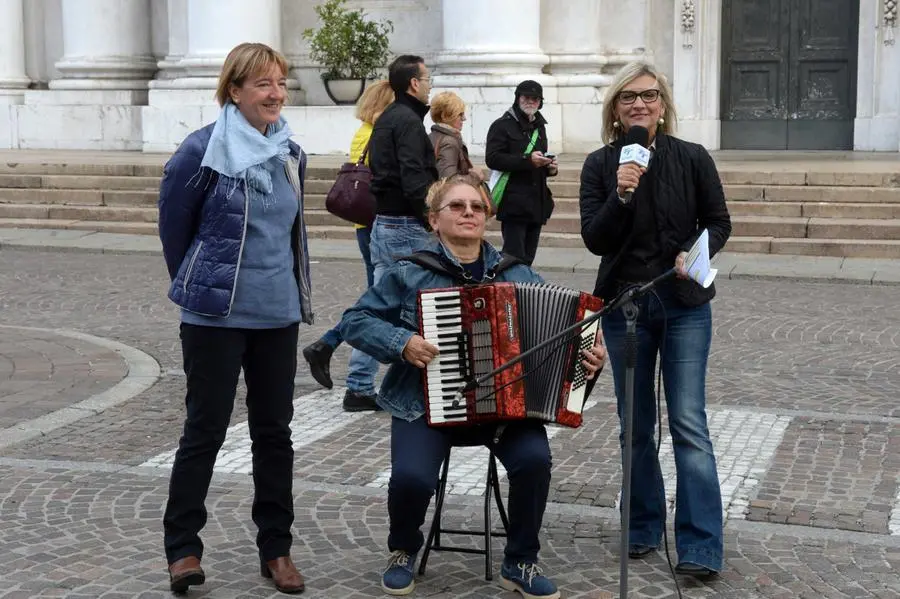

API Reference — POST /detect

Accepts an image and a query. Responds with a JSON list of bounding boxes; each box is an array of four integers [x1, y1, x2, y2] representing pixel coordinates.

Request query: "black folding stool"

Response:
[[418, 445, 510, 581]]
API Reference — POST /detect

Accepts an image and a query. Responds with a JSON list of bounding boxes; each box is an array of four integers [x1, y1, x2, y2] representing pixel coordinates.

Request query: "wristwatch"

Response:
[[617, 193, 631, 205]]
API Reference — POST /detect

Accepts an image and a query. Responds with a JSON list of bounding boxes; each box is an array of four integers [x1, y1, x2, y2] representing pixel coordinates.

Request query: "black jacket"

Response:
[[369, 92, 438, 224], [485, 106, 555, 224], [579, 133, 731, 306]]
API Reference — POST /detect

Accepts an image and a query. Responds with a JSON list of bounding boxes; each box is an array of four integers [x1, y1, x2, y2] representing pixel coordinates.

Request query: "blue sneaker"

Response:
[[499, 560, 560, 599], [381, 550, 417, 596]]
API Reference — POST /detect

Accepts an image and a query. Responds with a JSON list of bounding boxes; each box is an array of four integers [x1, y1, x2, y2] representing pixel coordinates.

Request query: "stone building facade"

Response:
[[0, 0, 897, 154]]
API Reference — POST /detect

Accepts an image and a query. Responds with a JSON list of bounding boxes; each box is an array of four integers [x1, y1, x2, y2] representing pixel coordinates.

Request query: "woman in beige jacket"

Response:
[[428, 91, 483, 180]]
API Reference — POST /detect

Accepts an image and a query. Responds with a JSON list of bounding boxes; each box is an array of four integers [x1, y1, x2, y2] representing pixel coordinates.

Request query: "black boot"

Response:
[[302, 339, 335, 389], [343, 389, 380, 412]]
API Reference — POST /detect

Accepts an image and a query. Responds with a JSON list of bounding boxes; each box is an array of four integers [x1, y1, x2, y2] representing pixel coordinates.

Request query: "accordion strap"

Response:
[[400, 251, 524, 285]]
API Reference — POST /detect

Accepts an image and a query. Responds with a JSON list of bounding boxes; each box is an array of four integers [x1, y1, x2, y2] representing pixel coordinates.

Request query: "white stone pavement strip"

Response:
[[140, 388, 364, 474], [0, 325, 161, 450], [621, 408, 792, 520], [888, 484, 900, 536], [365, 401, 600, 495]]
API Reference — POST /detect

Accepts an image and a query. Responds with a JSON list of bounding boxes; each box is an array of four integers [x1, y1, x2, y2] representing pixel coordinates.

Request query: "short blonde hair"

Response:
[[430, 91, 466, 126], [426, 174, 493, 218], [602, 61, 678, 145], [355, 80, 394, 125], [215, 43, 289, 107]]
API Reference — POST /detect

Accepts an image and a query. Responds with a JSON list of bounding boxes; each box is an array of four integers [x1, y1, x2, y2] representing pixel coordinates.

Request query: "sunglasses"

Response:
[[617, 89, 661, 105], [439, 199, 488, 215]]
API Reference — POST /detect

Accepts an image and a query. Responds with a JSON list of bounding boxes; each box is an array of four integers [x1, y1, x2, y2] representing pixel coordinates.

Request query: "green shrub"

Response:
[[302, 0, 394, 80]]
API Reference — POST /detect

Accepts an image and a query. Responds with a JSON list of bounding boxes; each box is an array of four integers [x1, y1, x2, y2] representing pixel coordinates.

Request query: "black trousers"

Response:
[[164, 323, 299, 564], [500, 220, 543, 266]]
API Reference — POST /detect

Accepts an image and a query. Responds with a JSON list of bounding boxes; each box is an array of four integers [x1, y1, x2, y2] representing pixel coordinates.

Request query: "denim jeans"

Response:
[[318, 227, 379, 394], [164, 323, 297, 564], [356, 226, 375, 288], [601, 285, 723, 571], [387, 417, 551, 563], [370, 215, 434, 285], [344, 226, 379, 393]]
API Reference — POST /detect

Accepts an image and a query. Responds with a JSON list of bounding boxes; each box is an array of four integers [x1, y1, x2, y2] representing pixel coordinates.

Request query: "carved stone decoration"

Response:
[[681, 0, 696, 49], [886, 0, 898, 45]]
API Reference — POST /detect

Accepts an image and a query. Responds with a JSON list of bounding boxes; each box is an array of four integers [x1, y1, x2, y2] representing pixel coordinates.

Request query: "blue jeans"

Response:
[[319, 227, 379, 394], [356, 226, 375, 288], [370, 215, 434, 285], [601, 285, 723, 571], [387, 417, 551, 563]]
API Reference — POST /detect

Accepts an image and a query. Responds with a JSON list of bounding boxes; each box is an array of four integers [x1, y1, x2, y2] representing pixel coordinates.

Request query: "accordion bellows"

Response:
[[418, 282, 603, 428]]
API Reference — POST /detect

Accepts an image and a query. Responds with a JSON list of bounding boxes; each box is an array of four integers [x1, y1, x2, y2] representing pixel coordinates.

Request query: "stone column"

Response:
[[598, 0, 652, 68], [150, 0, 188, 86], [671, 0, 722, 149], [434, 0, 552, 155], [50, 0, 156, 100], [854, 0, 900, 150], [143, 0, 289, 152], [541, 0, 606, 81], [0, 0, 31, 102], [540, 0, 610, 153], [436, 0, 547, 80], [176, 0, 282, 87]]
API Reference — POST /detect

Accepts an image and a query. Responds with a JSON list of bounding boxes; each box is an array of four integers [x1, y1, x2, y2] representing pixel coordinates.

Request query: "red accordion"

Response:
[[418, 282, 603, 429]]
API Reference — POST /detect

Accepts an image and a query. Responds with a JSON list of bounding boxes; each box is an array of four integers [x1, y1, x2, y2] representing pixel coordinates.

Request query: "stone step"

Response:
[[0, 203, 158, 223], [283, 166, 900, 188], [0, 188, 158, 207], [724, 184, 900, 203], [769, 238, 900, 259], [5, 203, 898, 243], [720, 170, 900, 188], [0, 174, 160, 191], [4, 216, 900, 258], [0, 218, 158, 235], [726, 201, 900, 219], [808, 218, 900, 240], [731, 216, 808, 238], [0, 162, 164, 177], [1, 157, 898, 188]]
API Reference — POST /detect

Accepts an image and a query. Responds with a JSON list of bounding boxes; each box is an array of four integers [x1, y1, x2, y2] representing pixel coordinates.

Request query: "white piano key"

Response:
[[420, 290, 460, 300]]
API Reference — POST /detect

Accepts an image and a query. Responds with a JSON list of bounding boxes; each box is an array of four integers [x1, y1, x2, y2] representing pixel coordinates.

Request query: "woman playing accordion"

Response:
[[338, 173, 606, 598]]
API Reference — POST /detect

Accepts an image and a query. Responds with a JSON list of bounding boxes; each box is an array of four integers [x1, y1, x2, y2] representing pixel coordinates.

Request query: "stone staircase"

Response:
[[1, 157, 899, 258]]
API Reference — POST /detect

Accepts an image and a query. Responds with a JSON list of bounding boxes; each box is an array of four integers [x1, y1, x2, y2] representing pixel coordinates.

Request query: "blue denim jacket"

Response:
[[338, 239, 543, 421]]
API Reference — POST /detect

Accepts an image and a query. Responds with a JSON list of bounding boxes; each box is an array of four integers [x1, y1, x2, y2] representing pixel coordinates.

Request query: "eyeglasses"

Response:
[[617, 89, 660, 105], [418, 76, 432, 84], [439, 199, 488, 215]]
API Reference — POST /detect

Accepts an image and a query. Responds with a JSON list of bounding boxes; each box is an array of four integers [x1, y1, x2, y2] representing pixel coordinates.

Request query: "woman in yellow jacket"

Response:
[[303, 80, 394, 412]]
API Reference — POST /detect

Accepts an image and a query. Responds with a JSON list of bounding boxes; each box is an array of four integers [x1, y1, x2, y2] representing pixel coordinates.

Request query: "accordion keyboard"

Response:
[[419, 289, 468, 423]]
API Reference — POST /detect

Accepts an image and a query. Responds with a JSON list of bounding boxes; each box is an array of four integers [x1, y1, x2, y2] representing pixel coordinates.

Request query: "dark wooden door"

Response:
[[721, 0, 858, 150]]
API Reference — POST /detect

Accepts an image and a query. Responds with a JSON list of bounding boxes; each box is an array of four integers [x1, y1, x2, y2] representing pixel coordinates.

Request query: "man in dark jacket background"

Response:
[[368, 54, 439, 283], [485, 80, 558, 265]]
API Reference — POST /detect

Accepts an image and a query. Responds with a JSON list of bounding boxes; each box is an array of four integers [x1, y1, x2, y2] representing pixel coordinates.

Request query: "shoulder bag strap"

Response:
[[358, 141, 370, 165]]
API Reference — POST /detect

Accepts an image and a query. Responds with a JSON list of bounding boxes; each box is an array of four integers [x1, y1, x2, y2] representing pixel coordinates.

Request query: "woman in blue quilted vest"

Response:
[[157, 43, 310, 595]]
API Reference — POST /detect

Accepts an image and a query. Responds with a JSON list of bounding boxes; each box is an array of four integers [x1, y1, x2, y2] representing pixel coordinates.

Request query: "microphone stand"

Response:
[[453, 267, 677, 599]]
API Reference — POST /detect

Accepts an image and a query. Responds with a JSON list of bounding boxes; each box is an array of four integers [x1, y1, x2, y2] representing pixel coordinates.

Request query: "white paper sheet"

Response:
[[684, 229, 717, 288]]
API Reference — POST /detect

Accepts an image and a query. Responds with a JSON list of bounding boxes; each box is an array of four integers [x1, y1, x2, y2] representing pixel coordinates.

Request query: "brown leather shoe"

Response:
[[261, 556, 305, 594], [168, 555, 205, 593]]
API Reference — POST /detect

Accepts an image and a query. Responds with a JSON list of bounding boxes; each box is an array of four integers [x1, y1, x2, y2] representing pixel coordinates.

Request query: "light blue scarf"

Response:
[[200, 102, 293, 209]]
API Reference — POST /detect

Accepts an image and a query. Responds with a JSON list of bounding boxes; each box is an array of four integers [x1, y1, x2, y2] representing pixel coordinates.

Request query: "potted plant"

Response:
[[302, 0, 394, 105]]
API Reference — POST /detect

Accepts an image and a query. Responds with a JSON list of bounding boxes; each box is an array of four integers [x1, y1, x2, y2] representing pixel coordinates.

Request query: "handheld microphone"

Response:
[[618, 125, 651, 201]]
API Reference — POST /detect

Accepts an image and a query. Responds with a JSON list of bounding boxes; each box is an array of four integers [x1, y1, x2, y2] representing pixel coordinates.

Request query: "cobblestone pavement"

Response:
[[2, 248, 900, 598]]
